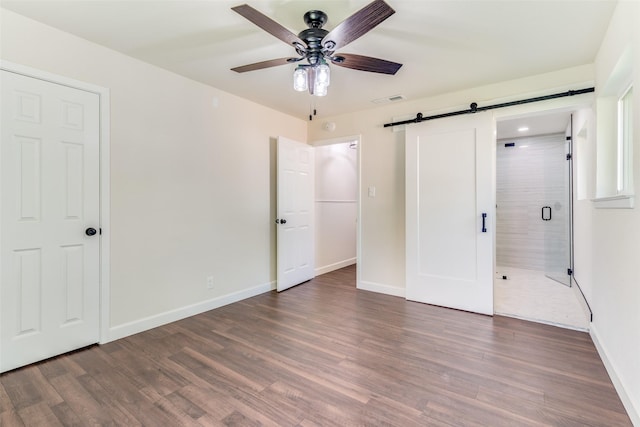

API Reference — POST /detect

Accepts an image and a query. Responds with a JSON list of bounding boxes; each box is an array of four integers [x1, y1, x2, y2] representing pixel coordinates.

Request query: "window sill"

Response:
[[592, 194, 635, 209]]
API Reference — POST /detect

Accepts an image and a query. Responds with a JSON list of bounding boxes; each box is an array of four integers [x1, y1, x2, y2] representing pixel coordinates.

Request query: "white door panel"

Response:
[[1, 70, 100, 372], [406, 113, 494, 315], [277, 137, 314, 292]]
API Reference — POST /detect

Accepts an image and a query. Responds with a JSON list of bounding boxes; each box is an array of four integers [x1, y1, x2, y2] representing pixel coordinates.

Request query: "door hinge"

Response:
[[566, 136, 572, 141], [567, 268, 573, 276], [566, 153, 572, 160]]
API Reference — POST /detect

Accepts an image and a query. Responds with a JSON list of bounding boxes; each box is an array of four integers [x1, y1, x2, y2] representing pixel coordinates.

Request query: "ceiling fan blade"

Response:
[[321, 0, 395, 51], [232, 4, 305, 47], [331, 54, 402, 75], [231, 57, 298, 73]]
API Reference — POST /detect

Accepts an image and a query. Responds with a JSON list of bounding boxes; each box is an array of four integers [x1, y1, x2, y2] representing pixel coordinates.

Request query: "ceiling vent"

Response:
[[372, 94, 406, 104]]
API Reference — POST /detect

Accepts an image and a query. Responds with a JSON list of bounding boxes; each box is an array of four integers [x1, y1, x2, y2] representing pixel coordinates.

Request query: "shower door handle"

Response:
[[481, 213, 487, 233], [542, 206, 552, 221]]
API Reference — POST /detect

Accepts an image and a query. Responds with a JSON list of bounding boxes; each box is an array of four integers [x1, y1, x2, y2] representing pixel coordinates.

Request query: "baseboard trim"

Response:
[[590, 325, 639, 426], [358, 280, 405, 298], [315, 258, 356, 276], [104, 281, 275, 343]]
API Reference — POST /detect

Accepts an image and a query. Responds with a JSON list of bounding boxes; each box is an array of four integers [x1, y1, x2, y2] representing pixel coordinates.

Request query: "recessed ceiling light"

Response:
[[518, 126, 529, 132]]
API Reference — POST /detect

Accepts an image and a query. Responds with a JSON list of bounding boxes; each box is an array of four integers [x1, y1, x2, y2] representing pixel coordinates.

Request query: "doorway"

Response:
[[494, 111, 588, 330], [312, 136, 359, 278]]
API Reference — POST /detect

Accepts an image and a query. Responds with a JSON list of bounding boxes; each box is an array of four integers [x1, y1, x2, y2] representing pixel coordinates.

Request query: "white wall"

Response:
[[588, 1, 640, 424], [313, 142, 357, 275], [1, 9, 307, 339]]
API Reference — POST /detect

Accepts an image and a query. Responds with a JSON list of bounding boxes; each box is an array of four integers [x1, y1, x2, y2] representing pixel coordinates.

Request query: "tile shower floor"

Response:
[[494, 266, 590, 331]]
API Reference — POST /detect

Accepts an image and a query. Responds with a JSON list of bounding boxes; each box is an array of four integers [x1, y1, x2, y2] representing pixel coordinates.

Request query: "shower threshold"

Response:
[[494, 266, 588, 331]]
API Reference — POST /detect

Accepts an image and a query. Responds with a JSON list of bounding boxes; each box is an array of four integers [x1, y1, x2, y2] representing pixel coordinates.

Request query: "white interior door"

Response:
[[276, 137, 314, 292], [1, 70, 100, 372], [405, 113, 495, 315]]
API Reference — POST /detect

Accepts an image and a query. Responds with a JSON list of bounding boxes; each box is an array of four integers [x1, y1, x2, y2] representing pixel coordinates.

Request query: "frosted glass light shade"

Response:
[[314, 80, 328, 96], [293, 67, 308, 92], [316, 63, 330, 86]]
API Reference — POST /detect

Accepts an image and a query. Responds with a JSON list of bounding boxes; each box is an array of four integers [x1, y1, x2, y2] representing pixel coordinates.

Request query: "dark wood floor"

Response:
[[1, 265, 631, 426]]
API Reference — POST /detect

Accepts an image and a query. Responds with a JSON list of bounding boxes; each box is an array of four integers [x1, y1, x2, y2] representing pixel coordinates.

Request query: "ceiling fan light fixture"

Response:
[[293, 66, 308, 92], [232, 1, 402, 106], [295, 63, 330, 97]]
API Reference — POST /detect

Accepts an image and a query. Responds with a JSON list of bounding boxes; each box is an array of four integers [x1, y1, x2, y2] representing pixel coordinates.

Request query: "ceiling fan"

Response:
[[231, 0, 402, 96]]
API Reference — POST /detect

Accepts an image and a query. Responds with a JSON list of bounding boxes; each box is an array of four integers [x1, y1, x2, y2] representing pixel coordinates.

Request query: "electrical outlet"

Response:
[[206, 276, 214, 289]]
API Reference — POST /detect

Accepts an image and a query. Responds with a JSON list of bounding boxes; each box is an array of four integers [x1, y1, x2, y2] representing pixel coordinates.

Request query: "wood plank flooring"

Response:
[[0, 265, 631, 426]]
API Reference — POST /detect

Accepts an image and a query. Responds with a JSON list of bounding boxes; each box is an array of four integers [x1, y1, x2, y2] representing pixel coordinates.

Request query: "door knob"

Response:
[[275, 219, 287, 224], [85, 227, 97, 236]]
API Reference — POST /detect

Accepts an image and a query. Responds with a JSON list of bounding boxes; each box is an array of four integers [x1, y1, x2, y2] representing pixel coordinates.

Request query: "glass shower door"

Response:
[[543, 137, 572, 286]]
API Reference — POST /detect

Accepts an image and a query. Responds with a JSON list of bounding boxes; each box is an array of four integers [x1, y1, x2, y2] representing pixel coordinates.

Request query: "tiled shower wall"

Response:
[[496, 133, 569, 272]]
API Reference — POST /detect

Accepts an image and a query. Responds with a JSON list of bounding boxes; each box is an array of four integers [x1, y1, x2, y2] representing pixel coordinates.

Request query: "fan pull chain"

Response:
[[308, 99, 318, 121], [309, 99, 318, 121]]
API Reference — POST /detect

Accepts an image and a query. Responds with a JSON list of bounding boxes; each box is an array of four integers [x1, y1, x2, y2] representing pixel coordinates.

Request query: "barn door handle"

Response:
[[542, 206, 552, 221], [481, 213, 487, 233]]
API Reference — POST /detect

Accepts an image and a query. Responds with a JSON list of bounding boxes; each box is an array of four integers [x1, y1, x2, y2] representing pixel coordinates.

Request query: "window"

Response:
[[594, 45, 634, 208], [617, 85, 633, 194]]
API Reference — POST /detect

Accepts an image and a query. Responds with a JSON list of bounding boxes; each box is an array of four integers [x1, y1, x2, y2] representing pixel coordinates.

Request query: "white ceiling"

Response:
[[1, 0, 616, 120], [497, 111, 572, 140]]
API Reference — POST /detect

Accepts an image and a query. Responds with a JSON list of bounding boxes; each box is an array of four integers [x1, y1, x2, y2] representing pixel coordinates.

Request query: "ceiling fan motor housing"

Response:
[[299, 10, 331, 65]]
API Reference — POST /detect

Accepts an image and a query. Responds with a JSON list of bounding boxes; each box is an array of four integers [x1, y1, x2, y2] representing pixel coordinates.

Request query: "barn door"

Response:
[[405, 113, 495, 315]]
